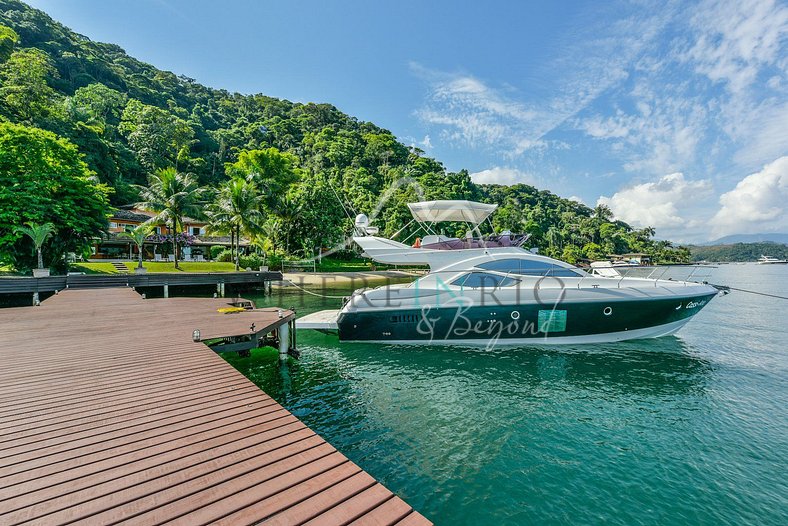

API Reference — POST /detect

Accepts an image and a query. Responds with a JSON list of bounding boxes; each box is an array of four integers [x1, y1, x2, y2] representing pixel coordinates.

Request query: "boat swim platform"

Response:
[[297, 309, 340, 331], [0, 288, 430, 525]]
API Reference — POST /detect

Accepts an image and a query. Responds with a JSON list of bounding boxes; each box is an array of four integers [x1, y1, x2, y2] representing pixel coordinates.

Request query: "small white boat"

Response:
[[757, 255, 788, 264]]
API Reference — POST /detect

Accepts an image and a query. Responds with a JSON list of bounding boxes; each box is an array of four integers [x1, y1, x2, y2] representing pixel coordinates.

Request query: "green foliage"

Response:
[[0, 0, 689, 266], [206, 175, 265, 269], [117, 223, 154, 268], [134, 167, 205, 268], [0, 47, 59, 123], [0, 121, 111, 271], [238, 253, 263, 269], [215, 248, 233, 262], [14, 221, 55, 268], [0, 24, 19, 62], [689, 242, 788, 262], [209, 245, 225, 259]]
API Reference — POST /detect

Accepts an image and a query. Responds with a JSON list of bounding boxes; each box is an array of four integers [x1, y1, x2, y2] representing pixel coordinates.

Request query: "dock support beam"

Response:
[[163, 284, 169, 298], [218, 282, 225, 297], [279, 323, 289, 360], [32, 292, 39, 306]]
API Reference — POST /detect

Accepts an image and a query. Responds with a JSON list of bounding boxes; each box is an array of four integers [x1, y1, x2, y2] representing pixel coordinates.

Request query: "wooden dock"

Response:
[[0, 270, 282, 296], [0, 288, 430, 525]]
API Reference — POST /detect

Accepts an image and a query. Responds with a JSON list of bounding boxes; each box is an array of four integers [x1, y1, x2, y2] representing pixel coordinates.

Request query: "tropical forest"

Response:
[[0, 0, 691, 273]]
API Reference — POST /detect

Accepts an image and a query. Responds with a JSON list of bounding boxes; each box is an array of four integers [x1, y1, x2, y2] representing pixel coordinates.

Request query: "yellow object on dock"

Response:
[[217, 306, 246, 314]]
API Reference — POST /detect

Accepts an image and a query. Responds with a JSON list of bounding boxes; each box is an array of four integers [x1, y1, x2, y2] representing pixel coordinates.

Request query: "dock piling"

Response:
[[279, 322, 290, 359]]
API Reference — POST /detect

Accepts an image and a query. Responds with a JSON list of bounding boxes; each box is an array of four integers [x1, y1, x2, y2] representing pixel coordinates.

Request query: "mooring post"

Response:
[[32, 292, 39, 306], [279, 322, 290, 360], [219, 282, 225, 297], [163, 284, 169, 298]]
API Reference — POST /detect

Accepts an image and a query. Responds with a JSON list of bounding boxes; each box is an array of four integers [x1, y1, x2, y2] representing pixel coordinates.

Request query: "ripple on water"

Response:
[[224, 265, 788, 525]]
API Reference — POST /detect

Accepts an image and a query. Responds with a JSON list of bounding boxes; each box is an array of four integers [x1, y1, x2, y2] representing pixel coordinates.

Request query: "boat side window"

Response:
[[452, 272, 518, 288], [477, 258, 583, 277]]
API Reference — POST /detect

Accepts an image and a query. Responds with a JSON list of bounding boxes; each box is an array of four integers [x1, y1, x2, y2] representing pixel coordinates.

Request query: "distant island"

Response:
[[702, 233, 788, 245], [689, 241, 788, 262]]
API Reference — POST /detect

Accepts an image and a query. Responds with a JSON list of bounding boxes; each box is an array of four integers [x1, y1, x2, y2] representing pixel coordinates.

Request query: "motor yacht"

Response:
[[757, 255, 788, 264], [298, 200, 721, 345]]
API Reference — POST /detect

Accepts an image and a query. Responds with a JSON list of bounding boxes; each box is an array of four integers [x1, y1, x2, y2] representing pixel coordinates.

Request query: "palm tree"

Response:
[[593, 204, 614, 222], [207, 177, 265, 270], [15, 222, 56, 270], [273, 194, 302, 254], [134, 167, 204, 270], [118, 224, 154, 270], [546, 226, 562, 252]]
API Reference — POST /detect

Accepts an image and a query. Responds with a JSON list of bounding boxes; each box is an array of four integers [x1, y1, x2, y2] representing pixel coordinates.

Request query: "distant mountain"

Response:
[[704, 233, 788, 245]]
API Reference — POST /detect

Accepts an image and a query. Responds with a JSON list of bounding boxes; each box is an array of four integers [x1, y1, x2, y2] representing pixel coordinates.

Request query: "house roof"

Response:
[[111, 209, 154, 223], [111, 207, 206, 225], [193, 236, 251, 246]]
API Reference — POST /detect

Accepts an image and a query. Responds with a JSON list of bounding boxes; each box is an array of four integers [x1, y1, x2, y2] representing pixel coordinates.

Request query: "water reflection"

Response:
[[224, 267, 786, 525]]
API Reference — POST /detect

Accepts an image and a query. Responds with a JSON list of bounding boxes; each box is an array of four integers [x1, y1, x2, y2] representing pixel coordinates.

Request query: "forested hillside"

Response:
[[0, 0, 690, 270], [689, 242, 788, 262]]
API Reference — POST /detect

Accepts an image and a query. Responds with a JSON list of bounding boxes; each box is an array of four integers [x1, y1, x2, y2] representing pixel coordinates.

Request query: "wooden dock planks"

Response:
[[0, 288, 430, 525]]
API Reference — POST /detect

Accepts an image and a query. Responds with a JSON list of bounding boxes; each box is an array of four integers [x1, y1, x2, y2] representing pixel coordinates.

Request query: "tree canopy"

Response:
[[0, 121, 111, 271], [0, 0, 692, 266]]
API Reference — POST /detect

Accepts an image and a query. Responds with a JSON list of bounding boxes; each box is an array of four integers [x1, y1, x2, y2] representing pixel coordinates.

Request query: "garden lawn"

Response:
[[72, 261, 240, 274]]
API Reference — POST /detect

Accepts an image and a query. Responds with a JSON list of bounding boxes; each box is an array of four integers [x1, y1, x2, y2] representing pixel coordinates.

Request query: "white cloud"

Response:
[[682, 0, 788, 94], [470, 167, 537, 186], [567, 195, 586, 205], [575, 0, 788, 177], [599, 173, 714, 229], [711, 156, 788, 235], [410, 8, 670, 156]]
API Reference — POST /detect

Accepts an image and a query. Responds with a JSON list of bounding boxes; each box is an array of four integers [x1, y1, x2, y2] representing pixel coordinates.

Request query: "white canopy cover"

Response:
[[407, 200, 498, 224]]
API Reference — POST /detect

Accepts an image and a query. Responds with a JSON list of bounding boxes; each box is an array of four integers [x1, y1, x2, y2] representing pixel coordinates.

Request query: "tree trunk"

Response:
[[138, 243, 144, 269], [235, 225, 240, 271], [172, 219, 179, 270], [37, 248, 43, 270], [230, 229, 235, 266]]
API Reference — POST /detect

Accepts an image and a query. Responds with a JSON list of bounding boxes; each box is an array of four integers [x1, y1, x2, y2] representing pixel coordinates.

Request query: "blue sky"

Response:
[[25, 0, 788, 242]]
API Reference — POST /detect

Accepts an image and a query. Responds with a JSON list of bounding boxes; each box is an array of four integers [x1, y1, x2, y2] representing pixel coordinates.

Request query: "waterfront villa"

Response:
[[92, 208, 251, 260]]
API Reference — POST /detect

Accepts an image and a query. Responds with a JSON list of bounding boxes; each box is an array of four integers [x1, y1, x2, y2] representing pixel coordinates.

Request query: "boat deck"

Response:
[[297, 309, 340, 330], [0, 288, 429, 525]]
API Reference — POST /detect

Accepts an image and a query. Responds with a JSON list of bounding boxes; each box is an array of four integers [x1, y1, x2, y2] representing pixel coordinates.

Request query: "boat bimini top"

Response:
[[353, 199, 530, 267]]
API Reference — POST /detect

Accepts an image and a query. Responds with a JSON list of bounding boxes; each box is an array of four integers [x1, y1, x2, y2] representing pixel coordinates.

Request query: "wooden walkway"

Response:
[[0, 288, 430, 525]]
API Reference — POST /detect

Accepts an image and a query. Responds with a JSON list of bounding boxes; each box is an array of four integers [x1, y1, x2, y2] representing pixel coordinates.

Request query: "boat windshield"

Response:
[[476, 258, 584, 277], [451, 272, 519, 288]]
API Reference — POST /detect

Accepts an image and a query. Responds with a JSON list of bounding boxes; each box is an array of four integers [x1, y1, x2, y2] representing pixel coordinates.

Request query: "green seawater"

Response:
[[223, 265, 788, 525]]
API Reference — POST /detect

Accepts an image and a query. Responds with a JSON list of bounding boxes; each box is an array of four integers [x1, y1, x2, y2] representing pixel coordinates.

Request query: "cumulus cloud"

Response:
[[711, 156, 788, 235], [598, 173, 714, 228], [469, 167, 537, 186]]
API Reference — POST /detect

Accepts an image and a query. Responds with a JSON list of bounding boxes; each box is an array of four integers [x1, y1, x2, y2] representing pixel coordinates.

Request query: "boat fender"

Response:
[[413, 237, 421, 248]]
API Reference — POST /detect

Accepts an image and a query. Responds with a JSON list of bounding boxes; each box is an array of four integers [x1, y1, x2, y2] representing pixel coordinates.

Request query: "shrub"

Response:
[[330, 248, 359, 261], [209, 245, 224, 260], [216, 249, 233, 262], [239, 253, 263, 269]]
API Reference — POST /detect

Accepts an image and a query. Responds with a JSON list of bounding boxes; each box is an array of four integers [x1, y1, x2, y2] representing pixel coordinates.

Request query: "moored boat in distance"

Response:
[[757, 255, 788, 264], [298, 200, 722, 345]]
